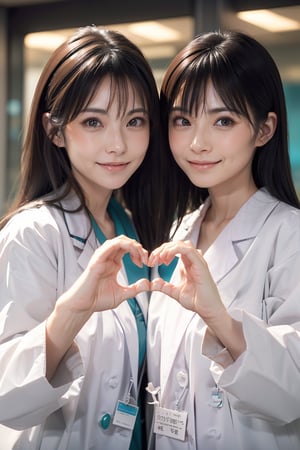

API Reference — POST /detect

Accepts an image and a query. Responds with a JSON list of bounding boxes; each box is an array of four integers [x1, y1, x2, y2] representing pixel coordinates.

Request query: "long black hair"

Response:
[[160, 30, 300, 229], [1, 26, 166, 250]]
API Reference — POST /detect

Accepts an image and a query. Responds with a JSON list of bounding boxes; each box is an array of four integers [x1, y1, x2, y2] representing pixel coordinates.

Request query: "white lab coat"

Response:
[[147, 188, 300, 450], [0, 190, 148, 450]]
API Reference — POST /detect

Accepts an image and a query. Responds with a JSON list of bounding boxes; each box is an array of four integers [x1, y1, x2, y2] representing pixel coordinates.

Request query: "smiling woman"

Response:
[[147, 30, 300, 450], [168, 80, 275, 209], [43, 76, 150, 216], [0, 25, 169, 450]]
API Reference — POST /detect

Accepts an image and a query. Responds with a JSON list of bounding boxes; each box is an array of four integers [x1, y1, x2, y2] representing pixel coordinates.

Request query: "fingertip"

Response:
[[148, 254, 158, 267], [136, 278, 151, 293]]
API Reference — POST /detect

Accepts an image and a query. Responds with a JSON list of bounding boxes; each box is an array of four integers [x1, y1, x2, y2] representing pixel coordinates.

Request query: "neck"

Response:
[[207, 184, 257, 225], [87, 194, 115, 240]]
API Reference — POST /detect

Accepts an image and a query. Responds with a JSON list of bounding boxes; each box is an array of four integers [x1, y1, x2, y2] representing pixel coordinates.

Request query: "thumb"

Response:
[[150, 278, 179, 299], [122, 278, 150, 299]]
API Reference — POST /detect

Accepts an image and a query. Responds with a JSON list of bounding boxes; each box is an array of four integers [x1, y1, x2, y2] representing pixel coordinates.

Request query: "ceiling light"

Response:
[[141, 44, 177, 59], [128, 21, 180, 42], [25, 32, 67, 51], [237, 9, 300, 32]]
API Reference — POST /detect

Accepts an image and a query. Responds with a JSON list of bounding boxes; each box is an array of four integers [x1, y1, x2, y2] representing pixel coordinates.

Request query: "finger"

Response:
[[111, 235, 148, 267], [149, 242, 182, 266], [180, 246, 206, 269], [94, 236, 148, 267], [148, 243, 168, 266], [120, 278, 150, 299], [150, 278, 180, 300], [128, 245, 148, 268]]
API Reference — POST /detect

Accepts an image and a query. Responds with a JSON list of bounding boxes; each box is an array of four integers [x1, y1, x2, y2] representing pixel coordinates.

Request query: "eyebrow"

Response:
[[81, 107, 148, 115], [170, 106, 239, 115]]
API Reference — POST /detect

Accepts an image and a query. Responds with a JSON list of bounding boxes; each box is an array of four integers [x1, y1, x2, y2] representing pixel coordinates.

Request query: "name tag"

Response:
[[154, 406, 187, 441], [113, 400, 139, 430]]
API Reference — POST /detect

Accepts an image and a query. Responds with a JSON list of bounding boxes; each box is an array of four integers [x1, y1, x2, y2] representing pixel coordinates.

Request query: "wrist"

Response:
[[205, 310, 246, 361]]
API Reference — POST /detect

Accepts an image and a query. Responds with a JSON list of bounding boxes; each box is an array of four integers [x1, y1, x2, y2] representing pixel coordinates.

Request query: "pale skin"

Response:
[[149, 81, 277, 362], [43, 76, 151, 380]]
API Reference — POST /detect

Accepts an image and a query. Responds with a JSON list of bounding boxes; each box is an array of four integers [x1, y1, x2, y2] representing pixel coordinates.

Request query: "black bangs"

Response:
[[77, 51, 149, 118], [96, 74, 148, 118], [167, 48, 252, 124], [47, 45, 150, 125]]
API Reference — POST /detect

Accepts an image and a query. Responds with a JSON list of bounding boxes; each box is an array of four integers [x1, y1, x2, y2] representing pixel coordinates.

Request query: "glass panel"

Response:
[[223, 5, 300, 195], [23, 17, 194, 124]]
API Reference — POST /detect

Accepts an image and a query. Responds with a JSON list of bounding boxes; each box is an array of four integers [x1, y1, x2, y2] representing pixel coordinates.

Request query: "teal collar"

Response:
[[90, 196, 148, 373], [90, 196, 149, 283]]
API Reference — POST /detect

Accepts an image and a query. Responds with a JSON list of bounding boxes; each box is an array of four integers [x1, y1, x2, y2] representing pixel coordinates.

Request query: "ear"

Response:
[[255, 112, 277, 148], [42, 112, 65, 147]]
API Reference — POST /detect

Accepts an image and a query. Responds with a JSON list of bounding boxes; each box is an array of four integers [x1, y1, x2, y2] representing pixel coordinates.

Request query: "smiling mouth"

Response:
[[96, 162, 129, 171], [189, 160, 220, 168]]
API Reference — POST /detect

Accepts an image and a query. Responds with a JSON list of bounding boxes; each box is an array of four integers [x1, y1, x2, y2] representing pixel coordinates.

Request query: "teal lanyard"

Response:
[[91, 198, 148, 449], [90, 197, 148, 371], [158, 257, 179, 282]]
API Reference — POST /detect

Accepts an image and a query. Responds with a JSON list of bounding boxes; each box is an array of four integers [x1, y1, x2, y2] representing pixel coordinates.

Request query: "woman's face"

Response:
[[168, 81, 263, 196], [57, 76, 150, 201]]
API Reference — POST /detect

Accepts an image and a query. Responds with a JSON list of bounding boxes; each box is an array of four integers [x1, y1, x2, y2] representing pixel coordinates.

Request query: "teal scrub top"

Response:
[[90, 197, 148, 450]]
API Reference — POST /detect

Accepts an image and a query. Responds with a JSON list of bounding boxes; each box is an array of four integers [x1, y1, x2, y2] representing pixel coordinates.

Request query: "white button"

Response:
[[108, 377, 118, 388], [176, 370, 188, 388], [207, 428, 221, 439]]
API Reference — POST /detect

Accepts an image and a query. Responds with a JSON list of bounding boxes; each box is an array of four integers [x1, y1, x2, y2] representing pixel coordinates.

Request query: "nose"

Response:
[[190, 135, 203, 153], [190, 123, 211, 153], [105, 127, 126, 155]]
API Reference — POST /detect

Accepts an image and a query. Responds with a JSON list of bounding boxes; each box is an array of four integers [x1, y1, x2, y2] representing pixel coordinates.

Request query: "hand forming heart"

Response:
[[59, 235, 225, 323]]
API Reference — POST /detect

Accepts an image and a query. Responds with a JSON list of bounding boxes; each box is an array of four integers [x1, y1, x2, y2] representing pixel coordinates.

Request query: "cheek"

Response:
[[169, 130, 185, 157], [62, 126, 83, 150]]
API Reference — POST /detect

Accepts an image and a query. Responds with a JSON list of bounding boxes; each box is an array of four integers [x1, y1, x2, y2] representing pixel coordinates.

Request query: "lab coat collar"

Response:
[[54, 190, 95, 271], [173, 188, 279, 284], [61, 190, 149, 390], [59, 191, 91, 247]]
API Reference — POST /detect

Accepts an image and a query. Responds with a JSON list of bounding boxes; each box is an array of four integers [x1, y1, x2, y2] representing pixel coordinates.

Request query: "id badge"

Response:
[[113, 400, 139, 430], [154, 406, 187, 441], [210, 386, 223, 408]]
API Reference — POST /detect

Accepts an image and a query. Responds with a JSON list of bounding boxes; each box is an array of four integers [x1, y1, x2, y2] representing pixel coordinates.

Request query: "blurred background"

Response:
[[0, 0, 299, 212]]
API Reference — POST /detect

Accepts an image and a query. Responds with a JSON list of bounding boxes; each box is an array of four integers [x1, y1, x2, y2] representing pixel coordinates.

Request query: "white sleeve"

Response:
[[0, 210, 84, 429], [202, 304, 300, 425], [202, 241, 300, 426], [204, 310, 300, 425]]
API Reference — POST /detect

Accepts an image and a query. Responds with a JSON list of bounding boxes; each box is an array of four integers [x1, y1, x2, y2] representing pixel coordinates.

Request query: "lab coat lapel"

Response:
[[157, 206, 206, 392], [113, 268, 139, 390], [160, 298, 195, 394], [204, 225, 239, 284], [76, 236, 97, 271], [206, 189, 280, 307], [136, 290, 149, 322], [60, 192, 99, 271], [171, 189, 280, 309]]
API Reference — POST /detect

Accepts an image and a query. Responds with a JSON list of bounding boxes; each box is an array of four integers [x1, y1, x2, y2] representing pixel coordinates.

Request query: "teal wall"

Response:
[[285, 83, 300, 195]]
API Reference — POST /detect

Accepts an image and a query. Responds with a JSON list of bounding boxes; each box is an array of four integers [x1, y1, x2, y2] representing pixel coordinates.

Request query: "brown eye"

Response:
[[86, 118, 101, 128], [216, 117, 234, 127], [127, 117, 145, 127], [172, 116, 191, 127]]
